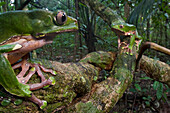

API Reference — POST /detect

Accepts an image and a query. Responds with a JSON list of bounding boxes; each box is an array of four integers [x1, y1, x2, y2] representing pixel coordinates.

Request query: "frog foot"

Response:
[[120, 43, 133, 55], [28, 94, 47, 109], [12, 57, 57, 84], [27, 77, 55, 109], [135, 40, 141, 48]]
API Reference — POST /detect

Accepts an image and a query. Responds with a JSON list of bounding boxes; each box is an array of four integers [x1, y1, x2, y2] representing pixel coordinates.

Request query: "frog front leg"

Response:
[[0, 44, 54, 109], [4, 36, 57, 84]]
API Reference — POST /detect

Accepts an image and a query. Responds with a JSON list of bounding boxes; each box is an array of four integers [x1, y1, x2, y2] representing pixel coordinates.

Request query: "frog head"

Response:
[[35, 10, 78, 38], [111, 23, 136, 36], [0, 9, 78, 44], [0, 9, 78, 64]]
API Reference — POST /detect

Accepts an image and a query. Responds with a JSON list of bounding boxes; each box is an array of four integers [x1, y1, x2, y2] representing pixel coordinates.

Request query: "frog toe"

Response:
[[39, 65, 57, 75], [49, 77, 56, 85], [29, 77, 55, 91], [28, 94, 47, 109], [40, 100, 47, 109], [43, 77, 55, 89]]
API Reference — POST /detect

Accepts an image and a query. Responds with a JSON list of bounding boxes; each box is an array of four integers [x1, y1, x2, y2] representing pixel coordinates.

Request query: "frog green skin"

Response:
[[0, 9, 78, 43], [0, 9, 78, 109], [111, 23, 142, 54]]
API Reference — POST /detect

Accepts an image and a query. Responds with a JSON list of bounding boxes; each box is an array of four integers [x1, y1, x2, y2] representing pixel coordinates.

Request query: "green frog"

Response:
[[111, 22, 142, 54], [0, 9, 78, 109]]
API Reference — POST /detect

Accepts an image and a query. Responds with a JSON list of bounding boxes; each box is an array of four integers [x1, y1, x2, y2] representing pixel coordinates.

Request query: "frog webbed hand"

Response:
[[12, 54, 57, 84]]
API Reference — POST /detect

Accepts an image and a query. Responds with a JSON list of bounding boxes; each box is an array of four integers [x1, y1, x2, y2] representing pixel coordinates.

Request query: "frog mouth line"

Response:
[[6, 28, 78, 54], [42, 28, 78, 41], [46, 28, 78, 36], [0, 28, 78, 45]]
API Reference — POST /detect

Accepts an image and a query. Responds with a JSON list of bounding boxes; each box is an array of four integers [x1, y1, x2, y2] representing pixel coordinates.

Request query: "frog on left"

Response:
[[0, 9, 78, 109]]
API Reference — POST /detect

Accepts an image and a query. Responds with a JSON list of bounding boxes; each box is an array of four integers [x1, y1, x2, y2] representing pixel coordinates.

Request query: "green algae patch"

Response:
[[75, 101, 102, 113]]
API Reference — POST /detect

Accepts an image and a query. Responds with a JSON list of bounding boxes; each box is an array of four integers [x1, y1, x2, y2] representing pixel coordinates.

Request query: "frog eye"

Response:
[[119, 25, 124, 29], [55, 11, 67, 25]]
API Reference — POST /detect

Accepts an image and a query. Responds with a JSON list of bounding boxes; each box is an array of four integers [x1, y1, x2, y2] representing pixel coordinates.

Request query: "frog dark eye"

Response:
[[55, 11, 67, 25], [119, 25, 124, 29]]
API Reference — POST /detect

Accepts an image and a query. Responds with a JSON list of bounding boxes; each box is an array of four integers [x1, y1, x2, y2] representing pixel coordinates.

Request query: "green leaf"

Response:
[[145, 101, 150, 107], [135, 84, 141, 91], [0, 2, 6, 7], [162, 92, 168, 102], [1, 99, 10, 106], [14, 99, 23, 105], [140, 77, 152, 80], [0, 91, 6, 97], [82, 45, 88, 49], [156, 83, 163, 100], [153, 81, 159, 90], [70, 44, 75, 47], [165, 85, 170, 92], [93, 76, 98, 81], [79, 2, 87, 7], [143, 96, 151, 101], [129, 88, 137, 92], [142, 97, 147, 100], [142, 88, 147, 93], [164, 13, 169, 19]]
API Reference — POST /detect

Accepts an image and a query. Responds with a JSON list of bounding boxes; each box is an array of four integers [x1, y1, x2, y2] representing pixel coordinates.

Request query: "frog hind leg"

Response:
[[12, 54, 57, 84]]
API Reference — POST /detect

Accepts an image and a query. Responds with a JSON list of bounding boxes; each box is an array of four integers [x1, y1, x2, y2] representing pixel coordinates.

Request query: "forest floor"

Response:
[[110, 71, 170, 113]]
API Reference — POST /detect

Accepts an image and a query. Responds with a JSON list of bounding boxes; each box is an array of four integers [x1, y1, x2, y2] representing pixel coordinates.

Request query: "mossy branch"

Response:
[[139, 55, 170, 87], [0, 51, 169, 112]]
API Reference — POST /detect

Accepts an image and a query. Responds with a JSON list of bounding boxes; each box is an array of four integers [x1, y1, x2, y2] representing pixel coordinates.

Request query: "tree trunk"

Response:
[[74, 0, 83, 60], [147, 18, 150, 41], [164, 18, 168, 48], [14, 0, 19, 10], [84, 28, 96, 53], [124, 1, 130, 19]]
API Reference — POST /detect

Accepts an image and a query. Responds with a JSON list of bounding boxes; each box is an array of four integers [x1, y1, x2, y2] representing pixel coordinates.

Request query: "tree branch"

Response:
[[0, 51, 169, 112], [139, 55, 170, 87], [17, 0, 32, 10]]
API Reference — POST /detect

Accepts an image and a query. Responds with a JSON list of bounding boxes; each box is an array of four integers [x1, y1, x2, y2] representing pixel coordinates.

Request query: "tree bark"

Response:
[[17, 0, 31, 10], [139, 55, 170, 86], [124, 1, 130, 19], [147, 18, 150, 41], [0, 51, 116, 112]]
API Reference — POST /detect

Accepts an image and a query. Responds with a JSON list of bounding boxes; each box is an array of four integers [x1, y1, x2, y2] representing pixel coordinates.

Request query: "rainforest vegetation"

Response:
[[0, 0, 169, 112]]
